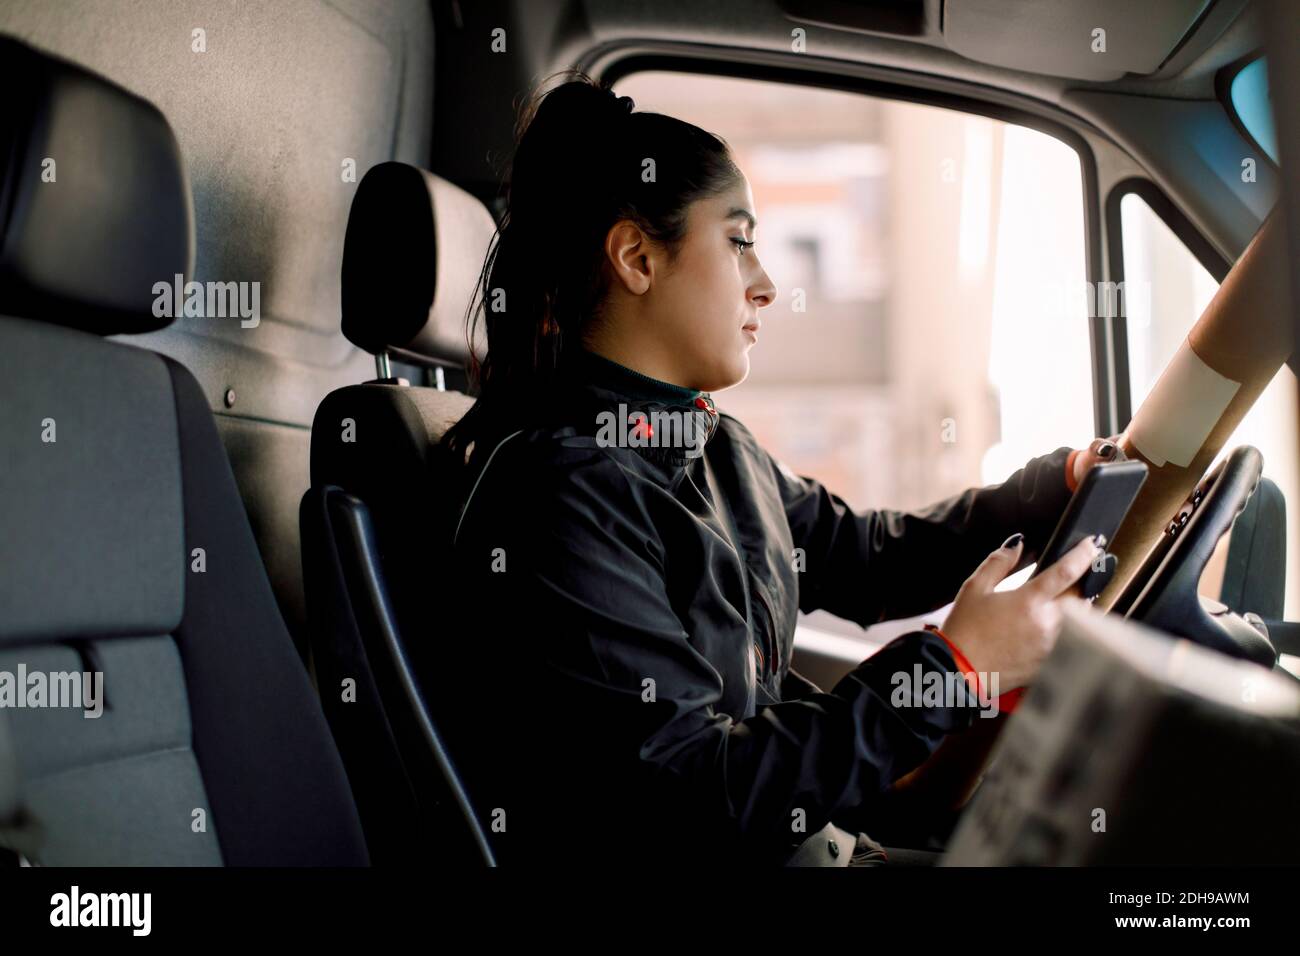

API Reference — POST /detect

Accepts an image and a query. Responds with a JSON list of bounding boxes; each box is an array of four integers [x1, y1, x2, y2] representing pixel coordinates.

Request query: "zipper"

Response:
[[707, 471, 776, 683], [751, 584, 779, 680]]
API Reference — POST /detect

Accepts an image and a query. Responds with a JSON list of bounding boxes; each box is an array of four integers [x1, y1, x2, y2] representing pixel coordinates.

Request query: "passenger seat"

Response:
[[0, 36, 367, 866]]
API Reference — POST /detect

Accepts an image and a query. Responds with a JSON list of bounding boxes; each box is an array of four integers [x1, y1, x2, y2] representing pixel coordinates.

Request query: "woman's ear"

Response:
[[604, 219, 654, 295]]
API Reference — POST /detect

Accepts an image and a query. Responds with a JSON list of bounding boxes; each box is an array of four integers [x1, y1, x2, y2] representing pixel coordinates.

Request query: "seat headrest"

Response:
[[0, 36, 194, 336], [341, 162, 494, 362]]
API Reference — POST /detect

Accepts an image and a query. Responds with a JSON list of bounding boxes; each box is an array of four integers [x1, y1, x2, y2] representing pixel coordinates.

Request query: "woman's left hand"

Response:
[[1073, 434, 1126, 486]]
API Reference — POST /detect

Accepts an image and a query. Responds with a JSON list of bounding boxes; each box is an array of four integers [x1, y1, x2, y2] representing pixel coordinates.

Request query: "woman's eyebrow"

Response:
[[725, 207, 757, 230]]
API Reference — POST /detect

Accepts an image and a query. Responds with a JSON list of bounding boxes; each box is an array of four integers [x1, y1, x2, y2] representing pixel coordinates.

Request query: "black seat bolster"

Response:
[[164, 356, 368, 866], [300, 486, 424, 865], [302, 486, 495, 865]]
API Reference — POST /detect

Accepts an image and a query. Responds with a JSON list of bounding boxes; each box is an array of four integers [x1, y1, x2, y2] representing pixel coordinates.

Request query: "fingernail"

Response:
[[1001, 533, 1024, 550], [1092, 533, 1107, 549], [1098, 442, 1115, 457]]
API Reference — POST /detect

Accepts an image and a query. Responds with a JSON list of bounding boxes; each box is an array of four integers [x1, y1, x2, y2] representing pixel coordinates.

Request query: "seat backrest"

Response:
[[318, 160, 492, 637], [0, 35, 367, 866], [303, 162, 496, 863], [321, 161, 488, 599]]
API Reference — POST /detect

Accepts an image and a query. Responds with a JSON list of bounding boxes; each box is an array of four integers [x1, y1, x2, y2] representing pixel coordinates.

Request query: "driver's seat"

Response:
[[302, 162, 496, 865]]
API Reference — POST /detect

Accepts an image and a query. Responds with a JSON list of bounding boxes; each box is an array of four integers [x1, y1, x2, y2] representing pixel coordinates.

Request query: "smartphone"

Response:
[[1029, 459, 1149, 589]]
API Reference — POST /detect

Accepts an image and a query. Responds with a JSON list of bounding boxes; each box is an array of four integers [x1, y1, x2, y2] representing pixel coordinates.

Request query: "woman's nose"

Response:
[[749, 267, 777, 308]]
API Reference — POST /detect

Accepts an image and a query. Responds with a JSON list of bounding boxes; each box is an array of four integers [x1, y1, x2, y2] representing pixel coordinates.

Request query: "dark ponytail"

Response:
[[440, 70, 741, 474]]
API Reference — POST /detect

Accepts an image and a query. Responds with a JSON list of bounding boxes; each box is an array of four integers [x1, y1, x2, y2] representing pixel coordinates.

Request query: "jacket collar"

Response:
[[570, 347, 702, 405], [553, 346, 720, 466]]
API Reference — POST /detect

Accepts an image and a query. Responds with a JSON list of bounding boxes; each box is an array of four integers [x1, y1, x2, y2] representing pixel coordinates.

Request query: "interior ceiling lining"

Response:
[[562, 0, 1261, 105], [942, 0, 1215, 82]]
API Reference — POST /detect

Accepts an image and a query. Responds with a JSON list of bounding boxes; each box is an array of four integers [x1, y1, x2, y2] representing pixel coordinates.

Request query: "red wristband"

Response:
[[923, 624, 1023, 714], [923, 624, 980, 697]]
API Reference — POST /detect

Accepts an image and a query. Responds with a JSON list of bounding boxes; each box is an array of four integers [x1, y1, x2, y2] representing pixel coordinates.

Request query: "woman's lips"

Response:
[[742, 320, 760, 342]]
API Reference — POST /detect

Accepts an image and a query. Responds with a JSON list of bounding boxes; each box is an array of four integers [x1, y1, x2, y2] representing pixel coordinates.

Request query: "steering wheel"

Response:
[[1122, 445, 1277, 667]]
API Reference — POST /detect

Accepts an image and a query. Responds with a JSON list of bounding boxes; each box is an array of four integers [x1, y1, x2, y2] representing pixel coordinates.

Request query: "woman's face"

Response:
[[599, 172, 778, 393], [653, 175, 777, 391]]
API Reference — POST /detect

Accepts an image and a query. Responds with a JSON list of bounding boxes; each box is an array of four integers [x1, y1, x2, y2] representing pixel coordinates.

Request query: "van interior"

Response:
[[1, 0, 1299, 887]]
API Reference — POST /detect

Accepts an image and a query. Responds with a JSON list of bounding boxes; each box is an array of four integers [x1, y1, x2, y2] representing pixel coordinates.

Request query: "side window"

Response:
[[616, 72, 1094, 645], [1120, 192, 1299, 618], [1228, 57, 1278, 165]]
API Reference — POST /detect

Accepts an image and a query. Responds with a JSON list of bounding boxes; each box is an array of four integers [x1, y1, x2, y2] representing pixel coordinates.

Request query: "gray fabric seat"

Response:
[[0, 35, 367, 866]]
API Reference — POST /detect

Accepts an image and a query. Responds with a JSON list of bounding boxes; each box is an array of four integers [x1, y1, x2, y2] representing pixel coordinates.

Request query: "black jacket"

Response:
[[437, 347, 1076, 866]]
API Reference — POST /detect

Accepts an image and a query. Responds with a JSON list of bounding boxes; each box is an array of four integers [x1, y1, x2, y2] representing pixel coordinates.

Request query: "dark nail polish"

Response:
[[1092, 533, 1107, 548], [1002, 533, 1024, 550], [1098, 442, 1115, 457]]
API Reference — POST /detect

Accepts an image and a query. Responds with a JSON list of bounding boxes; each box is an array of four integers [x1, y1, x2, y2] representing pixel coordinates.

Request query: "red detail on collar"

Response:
[[629, 412, 653, 439]]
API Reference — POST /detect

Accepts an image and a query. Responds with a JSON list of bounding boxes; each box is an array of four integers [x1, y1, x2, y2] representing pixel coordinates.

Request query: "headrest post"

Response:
[[434, 366, 446, 391], [375, 350, 392, 380]]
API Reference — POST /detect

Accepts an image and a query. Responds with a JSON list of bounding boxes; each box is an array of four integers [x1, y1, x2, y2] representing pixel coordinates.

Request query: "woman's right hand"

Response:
[[941, 533, 1102, 691]]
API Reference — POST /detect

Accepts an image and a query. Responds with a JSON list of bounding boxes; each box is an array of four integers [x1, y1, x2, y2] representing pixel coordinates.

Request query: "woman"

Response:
[[435, 74, 1116, 867]]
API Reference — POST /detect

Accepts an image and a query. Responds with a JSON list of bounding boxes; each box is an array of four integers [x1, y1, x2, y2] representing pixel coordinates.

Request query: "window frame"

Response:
[[1102, 177, 1231, 431], [597, 52, 1112, 435]]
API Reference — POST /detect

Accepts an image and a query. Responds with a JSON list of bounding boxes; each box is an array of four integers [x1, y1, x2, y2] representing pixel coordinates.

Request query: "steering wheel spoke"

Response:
[[1124, 446, 1278, 667]]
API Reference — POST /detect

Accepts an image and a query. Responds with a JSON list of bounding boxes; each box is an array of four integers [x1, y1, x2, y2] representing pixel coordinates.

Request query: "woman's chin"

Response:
[[690, 351, 750, 393], [713, 355, 750, 391]]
